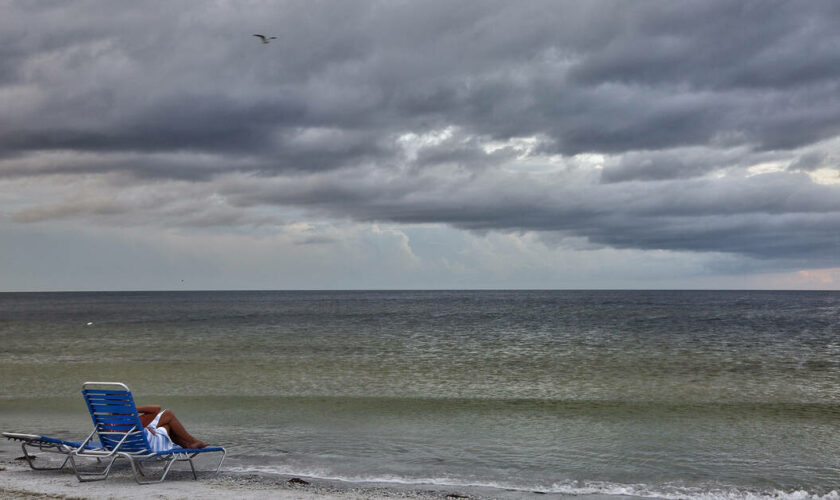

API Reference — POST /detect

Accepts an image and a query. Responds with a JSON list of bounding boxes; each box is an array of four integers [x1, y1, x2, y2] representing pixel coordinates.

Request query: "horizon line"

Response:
[[2, 288, 838, 293]]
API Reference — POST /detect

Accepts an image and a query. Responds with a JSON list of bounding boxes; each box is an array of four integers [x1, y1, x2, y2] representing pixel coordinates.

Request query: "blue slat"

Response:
[[84, 390, 130, 396], [87, 398, 133, 404], [88, 404, 136, 413], [102, 435, 145, 445], [88, 399, 134, 406], [94, 415, 136, 423], [82, 386, 152, 454], [86, 394, 133, 400], [96, 424, 136, 431]]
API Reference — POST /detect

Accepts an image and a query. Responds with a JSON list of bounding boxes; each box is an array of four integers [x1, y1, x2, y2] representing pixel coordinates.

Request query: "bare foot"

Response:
[[188, 441, 209, 449]]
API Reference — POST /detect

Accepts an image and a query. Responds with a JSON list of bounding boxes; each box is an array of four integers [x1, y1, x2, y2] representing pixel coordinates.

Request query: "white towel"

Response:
[[143, 410, 174, 453]]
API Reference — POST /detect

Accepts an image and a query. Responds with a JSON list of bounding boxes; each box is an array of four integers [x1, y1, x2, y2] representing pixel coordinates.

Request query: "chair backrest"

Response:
[[81, 382, 150, 454]]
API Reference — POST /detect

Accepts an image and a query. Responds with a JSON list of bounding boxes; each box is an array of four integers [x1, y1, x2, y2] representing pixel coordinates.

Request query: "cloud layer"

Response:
[[2, 0, 840, 287]]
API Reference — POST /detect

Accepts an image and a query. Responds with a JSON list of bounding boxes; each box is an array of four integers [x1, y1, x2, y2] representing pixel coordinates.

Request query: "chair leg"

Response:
[[79, 449, 226, 485], [58, 455, 72, 470], [126, 455, 177, 485], [158, 457, 177, 483], [69, 453, 120, 482], [188, 457, 198, 480], [213, 449, 227, 476], [20, 442, 71, 471]]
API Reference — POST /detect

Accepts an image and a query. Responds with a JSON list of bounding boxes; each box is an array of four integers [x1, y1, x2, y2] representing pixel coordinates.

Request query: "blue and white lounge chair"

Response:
[[2, 432, 102, 471], [69, 382, 226, 484]]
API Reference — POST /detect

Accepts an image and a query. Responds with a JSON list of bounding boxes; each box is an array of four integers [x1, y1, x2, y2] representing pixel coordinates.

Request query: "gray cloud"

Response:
[[788, 152, 828, 172], [3, 0, 840, 271], [213, 165, 840, 263]]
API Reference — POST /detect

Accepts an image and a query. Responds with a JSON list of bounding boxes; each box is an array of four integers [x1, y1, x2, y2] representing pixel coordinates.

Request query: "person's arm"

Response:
[[137, 405, 161, 415], [137, 405, 161, 430]]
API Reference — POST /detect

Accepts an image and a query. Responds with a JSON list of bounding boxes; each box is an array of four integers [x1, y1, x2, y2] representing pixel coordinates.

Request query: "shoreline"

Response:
[[0, 463, 612, 500], [0, 459, 472, 500], [0, 438, 460, 500], [4, 438, 835, 500], [0, 438, 597, 500]]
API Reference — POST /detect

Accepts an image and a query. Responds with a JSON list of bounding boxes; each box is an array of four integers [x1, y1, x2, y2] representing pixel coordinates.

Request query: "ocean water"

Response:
[[0, 290, 838, 499]]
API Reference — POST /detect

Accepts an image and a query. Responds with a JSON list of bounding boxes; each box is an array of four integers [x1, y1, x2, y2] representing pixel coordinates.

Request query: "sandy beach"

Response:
[[0, 461, 452, 500], [0, 440, 464, 500], [0, 439, 639, 500], [1, 438, 635, 500], [1, 439, 621, 500]]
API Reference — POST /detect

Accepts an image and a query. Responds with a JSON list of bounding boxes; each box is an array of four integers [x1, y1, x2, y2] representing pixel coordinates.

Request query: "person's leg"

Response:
[[155, 410, 208, 449]]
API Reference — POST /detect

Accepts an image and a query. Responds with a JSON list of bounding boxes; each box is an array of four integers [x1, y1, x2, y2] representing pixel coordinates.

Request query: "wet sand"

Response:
[[0, 439, 454, 500], [0, 460, 452, 500], [0, 445, 634, 500]]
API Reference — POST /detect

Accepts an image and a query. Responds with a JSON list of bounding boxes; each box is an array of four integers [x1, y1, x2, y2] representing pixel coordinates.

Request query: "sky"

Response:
[[1, 0, 839, 291]]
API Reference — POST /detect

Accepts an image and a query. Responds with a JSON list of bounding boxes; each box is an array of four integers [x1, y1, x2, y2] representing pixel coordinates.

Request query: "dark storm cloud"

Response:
[[597, 147, 795, 183], [600, 150, 724, 183], [7, 1, 840, 158], [567, 2, 840, 91], [219, 166, 840, 262], [3, 0, 840, 267]]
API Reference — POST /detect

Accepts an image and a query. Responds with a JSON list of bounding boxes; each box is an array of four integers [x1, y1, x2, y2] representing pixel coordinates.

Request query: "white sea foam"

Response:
[[227, 466, 839, 500], [545, 481, 840, 500]]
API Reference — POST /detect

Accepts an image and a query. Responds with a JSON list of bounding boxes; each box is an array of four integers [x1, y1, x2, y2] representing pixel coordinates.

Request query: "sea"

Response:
[[0, 290, 838, 499]]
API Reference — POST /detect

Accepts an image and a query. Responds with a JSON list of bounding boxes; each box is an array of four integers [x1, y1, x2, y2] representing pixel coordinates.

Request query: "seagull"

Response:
[[253, 34, 277, 44]]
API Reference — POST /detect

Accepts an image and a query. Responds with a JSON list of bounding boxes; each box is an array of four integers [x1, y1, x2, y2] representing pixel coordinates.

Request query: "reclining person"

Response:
[[137, 406, 209, 451]]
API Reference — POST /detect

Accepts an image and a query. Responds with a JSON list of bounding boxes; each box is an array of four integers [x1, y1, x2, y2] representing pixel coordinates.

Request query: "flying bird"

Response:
[[253, 34, 277, 44]]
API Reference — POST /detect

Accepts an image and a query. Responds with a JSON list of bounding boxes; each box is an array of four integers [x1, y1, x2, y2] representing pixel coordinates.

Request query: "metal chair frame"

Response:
[[69, 381, 226, 485], [2, 432, 95, 471]]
